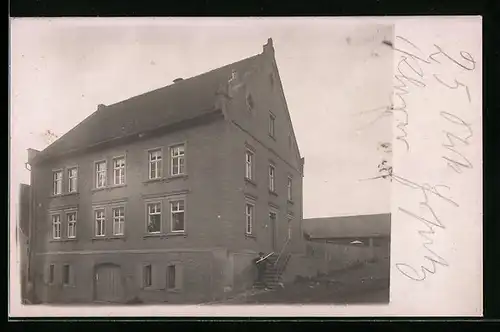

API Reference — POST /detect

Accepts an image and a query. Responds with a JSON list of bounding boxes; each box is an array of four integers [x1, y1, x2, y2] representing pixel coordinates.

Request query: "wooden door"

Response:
[[94, 264, 124, 303]]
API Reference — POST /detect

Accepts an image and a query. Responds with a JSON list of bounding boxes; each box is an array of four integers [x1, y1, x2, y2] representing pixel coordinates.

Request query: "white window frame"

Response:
[[245, 203, 254, 235], [112, 206, 125, 236], [170, 199, 186, 233], [269, 164, 276, 192], [170, 144, 186, 176], [148, 149, 162, 180], [113, 156, 126, 185], [287, 176, 293, 201], [146, 202, 162, 234], [245, 149, 254, 180], [95, 209, 106, 237], [52, 170, 63, 195], [269, 112, 276, 137], [51, 214, 61, 239], [67, 167, 78, 193], [95, 160, 107, 189], [67, 211, 77, 239]]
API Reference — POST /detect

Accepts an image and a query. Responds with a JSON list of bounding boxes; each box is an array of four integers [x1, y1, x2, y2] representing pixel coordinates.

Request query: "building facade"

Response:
[[27, 38, 305, 304]]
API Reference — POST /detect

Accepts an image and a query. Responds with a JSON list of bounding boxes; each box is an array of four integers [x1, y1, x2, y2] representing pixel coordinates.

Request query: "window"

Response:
[[95, 209, 105, 237], [171, 200, 185, 232], [49, 264, 55, 284], [245, 150, 254, 180], [170, 144, 185, 176], [167, 265, 176, 289], [95, 161, 107, 188], [62, 264, 70, 285], [68, 168, 78, 193], [148, 149, 162, 179], [52, 214, 61, 239], [269, 164, 276, 192], [112, 207, 125, 236], [147, 203, 161, 233], [53, 170, 62, 195], [245, 203, 254, 235], [113, 157, 126, 185], [246, 93, 254, 111], [143, 264, 152, 288], [67, 212, 77, 239], [287, 177, 293, 201], [269, 112, 275, 137]]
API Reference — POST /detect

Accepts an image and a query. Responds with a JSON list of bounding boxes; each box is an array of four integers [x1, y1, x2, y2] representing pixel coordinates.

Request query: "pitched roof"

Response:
[[37, 53, 261, 161], [303, 214, 391, 239]]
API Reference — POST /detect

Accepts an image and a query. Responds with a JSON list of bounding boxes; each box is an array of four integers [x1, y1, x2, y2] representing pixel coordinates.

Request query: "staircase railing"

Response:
[[274, 237, 291, 272]]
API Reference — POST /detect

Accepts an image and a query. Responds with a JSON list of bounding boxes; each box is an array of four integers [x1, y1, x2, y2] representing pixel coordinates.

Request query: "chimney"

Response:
[[27, 148, 40, 165], [97, 104, 106, 110], [173, 78, 184, 83], [263, 38, 275, 56]]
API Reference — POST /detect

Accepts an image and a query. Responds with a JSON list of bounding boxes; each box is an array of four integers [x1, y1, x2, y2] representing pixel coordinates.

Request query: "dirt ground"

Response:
[[223, 260, 390, 304]]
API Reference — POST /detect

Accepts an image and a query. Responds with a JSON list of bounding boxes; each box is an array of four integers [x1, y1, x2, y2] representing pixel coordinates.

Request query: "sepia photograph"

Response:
[[10, 19, 395, 307]]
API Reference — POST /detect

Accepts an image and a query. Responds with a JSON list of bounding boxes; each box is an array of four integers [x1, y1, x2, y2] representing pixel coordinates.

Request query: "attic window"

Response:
[[246, 93, 254, 111]]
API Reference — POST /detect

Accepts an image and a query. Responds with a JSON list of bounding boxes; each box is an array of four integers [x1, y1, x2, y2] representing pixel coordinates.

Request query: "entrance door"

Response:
[[94, 264, 124, 303], [269, 212, 277, 252]]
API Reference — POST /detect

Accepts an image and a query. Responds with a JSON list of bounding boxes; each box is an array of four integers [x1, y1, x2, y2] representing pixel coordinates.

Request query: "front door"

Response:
[[269, 212, 277, 252], [94, 264, 124, 303]]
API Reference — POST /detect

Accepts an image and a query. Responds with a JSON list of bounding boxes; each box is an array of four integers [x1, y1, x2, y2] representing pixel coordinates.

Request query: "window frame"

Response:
[[287, 176, 293, 201], [143, 264, 153, 288], [269, 111, 276, 138], [148, 148, 163, 180], [52, 169, 63, 195], [67, 167, 78, 193], [112, 206, 126, 236], [170, 199, 186, 233], [146, 202, 162, 234], [62, 264, 71, 286], [245, 202, 254, 235], [94, 208, 106, 237], [51, 214, 61, 239], [94, 160, 107, 189], [245, 149, 254, 180], [66, 211, 77, 239], [170, 143, 186, 177], [112, 156, 126, 185], [268, 164, 276, 192], [167, 264, 176, 290]]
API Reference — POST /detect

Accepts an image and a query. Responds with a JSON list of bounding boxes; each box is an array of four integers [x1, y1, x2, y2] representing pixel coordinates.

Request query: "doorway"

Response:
[[269, 211, 277, 252], [94, 263, 124, 303]]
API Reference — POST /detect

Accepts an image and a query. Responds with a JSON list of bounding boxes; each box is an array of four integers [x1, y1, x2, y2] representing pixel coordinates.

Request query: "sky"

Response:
[[10, 18, 393, 219]]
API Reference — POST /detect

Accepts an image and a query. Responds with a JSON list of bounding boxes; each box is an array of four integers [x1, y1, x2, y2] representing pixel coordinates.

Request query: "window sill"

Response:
[[245, 234, 256, 239], [269, 190, 278, 197], [143, 232, 187, 239], [63, 284, 76, 288], [50, 192, 79, 198], [50, 238, 77, 243], [92, 184, 126, 192], [268, 134, 276, 141], [244, 178, 257, 186], [91, 236, 126, 241], [287, 200, 295, 205], [167, 288, 182, 293]]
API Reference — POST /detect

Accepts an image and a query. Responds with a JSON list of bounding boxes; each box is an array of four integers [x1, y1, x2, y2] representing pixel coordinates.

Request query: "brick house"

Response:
[[26, 38, 305, 304]]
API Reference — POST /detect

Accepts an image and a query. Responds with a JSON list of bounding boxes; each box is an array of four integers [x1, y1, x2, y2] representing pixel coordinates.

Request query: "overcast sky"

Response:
[[10, 18, 393, 219]]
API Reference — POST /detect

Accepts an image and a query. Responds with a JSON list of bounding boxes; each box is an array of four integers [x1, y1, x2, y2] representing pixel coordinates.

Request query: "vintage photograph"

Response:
[[11, 19, 394, 306]]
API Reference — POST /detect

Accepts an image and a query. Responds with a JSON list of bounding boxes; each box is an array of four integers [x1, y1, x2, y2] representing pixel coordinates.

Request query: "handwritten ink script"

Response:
[[384, 36, 477, 281]]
